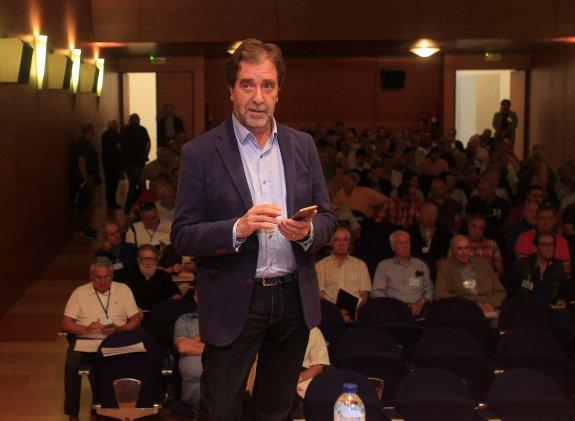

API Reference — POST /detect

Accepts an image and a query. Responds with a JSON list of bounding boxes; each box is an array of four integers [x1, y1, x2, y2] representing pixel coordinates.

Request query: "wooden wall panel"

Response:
[[140, 0, 277, 42], [90, 0, 141, 42], [205, 56, 443, 132], [156, 72, 195, 138]]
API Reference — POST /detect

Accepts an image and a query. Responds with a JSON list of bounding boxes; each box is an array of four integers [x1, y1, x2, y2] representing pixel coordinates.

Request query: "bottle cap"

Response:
[[343, 383, 358, 393]]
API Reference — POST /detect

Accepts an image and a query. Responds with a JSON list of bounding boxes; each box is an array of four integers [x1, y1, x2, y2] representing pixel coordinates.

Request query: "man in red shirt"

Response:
[[515, 204, 571, 275], [378, 183, 420, 229]]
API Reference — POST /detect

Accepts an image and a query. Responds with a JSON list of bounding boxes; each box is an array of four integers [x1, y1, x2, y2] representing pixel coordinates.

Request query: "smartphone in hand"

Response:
[[290, 205, 318, 221]]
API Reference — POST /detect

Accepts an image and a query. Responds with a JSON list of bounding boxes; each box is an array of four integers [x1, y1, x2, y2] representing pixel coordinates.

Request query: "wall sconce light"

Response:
[[410, 40, 440, 58], [34, 34, 48, 89], [227, 40, 242, 55], [0, 38, 33, 83], [70, 48, 81, 93], [79, 62, 98, 93], [95, 58, 104, 96], [46, 53, 72, 89]]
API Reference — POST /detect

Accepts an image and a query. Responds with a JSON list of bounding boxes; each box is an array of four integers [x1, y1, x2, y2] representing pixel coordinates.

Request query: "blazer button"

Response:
[[245, 278, 253, 285]]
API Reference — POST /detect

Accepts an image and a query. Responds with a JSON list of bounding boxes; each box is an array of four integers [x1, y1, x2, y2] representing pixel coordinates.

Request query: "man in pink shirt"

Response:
[[515, 204, 571, 275]]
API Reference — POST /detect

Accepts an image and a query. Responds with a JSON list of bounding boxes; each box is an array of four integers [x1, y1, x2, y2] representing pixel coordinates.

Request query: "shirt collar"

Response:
[[232, 113, 277, 146], [393, 256, 412, 266], [91, 282, 116, 295]]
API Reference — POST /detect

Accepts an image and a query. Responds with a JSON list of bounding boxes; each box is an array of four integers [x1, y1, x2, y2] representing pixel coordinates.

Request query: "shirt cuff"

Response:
[[232, 219, 247, 252], [297, 222, 314, 251]]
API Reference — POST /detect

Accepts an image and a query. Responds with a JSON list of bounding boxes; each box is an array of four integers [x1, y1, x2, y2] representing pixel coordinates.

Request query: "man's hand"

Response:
[[101, 325, 119, 336], [86, 320, 104, 334], [340, 309, 354, 324], [409, 299, 426, 316], [477, 302, 494, 313], [278, 210, 317, 241], [555, 299, 567, 309], [236, 204, 281, 239]]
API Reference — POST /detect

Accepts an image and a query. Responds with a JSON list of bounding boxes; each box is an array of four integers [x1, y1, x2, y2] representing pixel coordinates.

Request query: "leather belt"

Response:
[[254, 272, 298, 287]]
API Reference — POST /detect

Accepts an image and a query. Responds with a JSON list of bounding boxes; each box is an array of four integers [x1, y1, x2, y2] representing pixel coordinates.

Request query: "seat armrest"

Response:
[[382, 406, 404, 420], [161, 355, 174, 376]]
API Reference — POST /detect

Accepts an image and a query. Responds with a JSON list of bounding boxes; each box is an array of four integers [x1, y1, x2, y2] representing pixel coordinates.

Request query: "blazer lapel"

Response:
[[215, 118, 253, 210], [277, 123, 296, 217]]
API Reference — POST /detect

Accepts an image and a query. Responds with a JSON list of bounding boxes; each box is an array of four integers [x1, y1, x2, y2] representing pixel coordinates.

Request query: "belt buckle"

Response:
[[262, 277, 274, 287]]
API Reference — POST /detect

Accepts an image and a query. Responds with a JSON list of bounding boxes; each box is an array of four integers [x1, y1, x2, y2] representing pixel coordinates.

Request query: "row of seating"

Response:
[[304, 367, 573, 421]]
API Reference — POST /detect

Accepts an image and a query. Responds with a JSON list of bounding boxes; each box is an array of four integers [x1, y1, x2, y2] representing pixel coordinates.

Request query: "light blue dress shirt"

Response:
[[231, 114, 311, 278]]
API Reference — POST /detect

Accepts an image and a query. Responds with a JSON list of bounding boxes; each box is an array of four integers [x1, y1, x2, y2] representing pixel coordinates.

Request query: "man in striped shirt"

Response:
[[467, 215, 504, 277]]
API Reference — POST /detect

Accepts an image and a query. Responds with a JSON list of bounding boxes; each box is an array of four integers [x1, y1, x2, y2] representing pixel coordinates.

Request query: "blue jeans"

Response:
[[199, 281, 310, 421], [179, 354, 202, 413]]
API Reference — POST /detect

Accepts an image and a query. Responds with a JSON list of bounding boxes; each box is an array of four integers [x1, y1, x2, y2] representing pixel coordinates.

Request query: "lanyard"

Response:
[[94, 289, 111, 318], [145, 228, 157, 242]]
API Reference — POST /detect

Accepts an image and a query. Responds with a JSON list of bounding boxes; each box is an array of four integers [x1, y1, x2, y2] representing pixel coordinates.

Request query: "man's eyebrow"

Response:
[[239, 78, 254, 84]]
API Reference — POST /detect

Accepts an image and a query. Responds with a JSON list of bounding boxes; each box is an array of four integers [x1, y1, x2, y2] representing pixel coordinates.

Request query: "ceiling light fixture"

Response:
[[410, 40, 440, 58]]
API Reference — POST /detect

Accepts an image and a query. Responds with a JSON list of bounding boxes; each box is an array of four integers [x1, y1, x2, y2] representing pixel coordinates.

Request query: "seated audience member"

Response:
[[296, 327, 330, 398], [408, 202, 453, 279], [155, 180, 176, 221], [505, 184, 546, 230], [362, 160, 393, 196], [442, 171, 468, 211], [350, 148, 371, 185], [506, 201, 539, 262], [467, 215, 504, 278], [139, 146, 174, 188], [316, 227, 371, 323], [173, 289, 203, 416], [332, 203, 361, 240], [508, 233, 570, 306], [555, 165, 573, 202], [94, 222, 137, 280], [419, 147, 449, 177], [123, 244, 182, 311], [327, 164, 346, 199], [371, 231, 433, 316], [435, 235, 507, 313], [515, 204, 571, 275], [560, 181, 575, 214], [61, 257, 141, 421], [466, 178, 511, 241], [429, 177, 463, 233], [377, 182, 420, 229], [333, 171, 388, 221], [126, 202, 172, 248]]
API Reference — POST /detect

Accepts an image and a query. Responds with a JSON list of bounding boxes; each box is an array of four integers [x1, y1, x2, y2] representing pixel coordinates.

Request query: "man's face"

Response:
[[536, 235, 556, 261], [330, 230, 351, 256], [164, 106, 174, 117], [103, 224, 122, 246], [138, 249, 158, 278], [91, 266, 113, 294], [141, 208, 160, 230], [431, 181, 445, 200], [536, 210, 556, 233], [477, 180, 494, 202], [392, 233, 411, 259], [522, 202, 538, 226], [342, 175, 356, 195], [420, 205, 438, 228], [467, 218, 486, 242], [229, 58, 279, 133], [452, 237, 471, 264], [526, 188, 545, 204], [445, 174, 455, 191], [501, 101, 511, 112]]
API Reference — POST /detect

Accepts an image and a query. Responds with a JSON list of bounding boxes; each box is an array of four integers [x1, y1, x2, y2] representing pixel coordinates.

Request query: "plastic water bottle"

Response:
[[334, 382, 366, 421]]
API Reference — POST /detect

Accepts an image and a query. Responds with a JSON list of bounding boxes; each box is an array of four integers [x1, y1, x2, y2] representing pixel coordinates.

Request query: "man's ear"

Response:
[[228, 85, 235, 102]]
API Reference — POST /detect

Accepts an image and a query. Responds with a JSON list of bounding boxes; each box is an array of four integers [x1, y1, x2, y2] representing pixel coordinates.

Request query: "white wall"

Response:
[[123, 72, 158, 160]]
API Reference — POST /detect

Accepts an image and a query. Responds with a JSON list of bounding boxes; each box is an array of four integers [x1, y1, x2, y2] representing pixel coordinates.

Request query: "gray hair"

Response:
[[90, 256, 113, 272], [389, 230, 410, 247]]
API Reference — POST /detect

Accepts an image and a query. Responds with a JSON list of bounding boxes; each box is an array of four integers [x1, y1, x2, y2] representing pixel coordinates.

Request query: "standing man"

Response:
[[171, 39, 336, 420], [100, 120, 123, 210], [119, 113, 151, 214], [492, 99, 518, 143], [157, 104, 184, 148]]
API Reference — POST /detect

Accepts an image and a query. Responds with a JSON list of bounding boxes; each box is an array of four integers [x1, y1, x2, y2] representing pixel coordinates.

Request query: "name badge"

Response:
[[409, 277, 422, 287], [112, 262, 124, 271], [463, 279, 476, 291], [521, 279, 534, 291], [101, 317, 113, 326], [422, 246, 430, 253]]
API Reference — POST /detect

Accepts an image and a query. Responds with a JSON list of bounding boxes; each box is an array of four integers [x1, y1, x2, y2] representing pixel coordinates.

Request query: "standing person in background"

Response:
[[72, 123, 101, 239], [119, 114, 151, 215], [492, 99, 518, 143], [171, 39, 336, 420], [100, 120, 123, 210], [157, 104, 184, 148]]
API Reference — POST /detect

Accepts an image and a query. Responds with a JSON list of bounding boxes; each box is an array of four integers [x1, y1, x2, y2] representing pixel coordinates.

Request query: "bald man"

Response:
[[435, 235, 506, 314]]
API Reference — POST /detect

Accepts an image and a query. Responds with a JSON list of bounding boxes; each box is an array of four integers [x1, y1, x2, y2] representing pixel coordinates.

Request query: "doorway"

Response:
[[455, 69, 525, 157], [122, 72, 158, 160]]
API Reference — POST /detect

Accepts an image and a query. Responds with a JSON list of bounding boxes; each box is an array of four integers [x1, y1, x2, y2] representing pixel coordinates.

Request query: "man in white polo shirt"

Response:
[[61, 256, 142, 421]]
